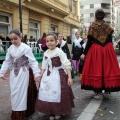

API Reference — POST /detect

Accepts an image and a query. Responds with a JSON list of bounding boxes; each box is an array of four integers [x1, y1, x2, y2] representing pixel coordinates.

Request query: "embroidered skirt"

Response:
[[11, 69, 37, 120], [36, 69, 74, 115], [81, 43, 120, 93]]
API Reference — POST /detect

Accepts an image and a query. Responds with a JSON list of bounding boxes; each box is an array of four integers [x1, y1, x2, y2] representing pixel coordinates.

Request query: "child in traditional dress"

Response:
[[56, 33, 70, 59], [36, 33, 74, 120], [71, 31, 84, 75], [0, 29, 41, 120]]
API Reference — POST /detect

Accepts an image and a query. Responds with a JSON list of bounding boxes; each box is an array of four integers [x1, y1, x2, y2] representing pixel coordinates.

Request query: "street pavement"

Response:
[[0, 75, 93, 120], [93, 56, 120, 120], [28, 76, 93, 120], [93, 92, 120, 120], [0, 56, 120, 120]]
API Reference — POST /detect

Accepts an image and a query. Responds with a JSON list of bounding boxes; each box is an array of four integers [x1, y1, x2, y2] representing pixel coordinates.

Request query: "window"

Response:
[[51, 25, 58, 32], [69, 0, 72, 12], [90, 4, 94, 8], [73, 0, 77, 14], [0, 12, 12, 36], [90, 13, 94, 17], [101, 3, 110, 9], [29, 20, 40, 39], [81, 5, 84, 9]]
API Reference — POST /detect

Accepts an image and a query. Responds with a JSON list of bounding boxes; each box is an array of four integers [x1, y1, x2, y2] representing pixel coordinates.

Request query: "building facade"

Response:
[[112, 0, 120, 38], [80, 0, 112, 34], [0, 0, 80, 39]]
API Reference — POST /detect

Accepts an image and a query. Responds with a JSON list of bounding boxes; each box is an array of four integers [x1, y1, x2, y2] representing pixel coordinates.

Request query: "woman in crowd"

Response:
[[71, 31, 84, 75], [81, 9, 120, 99]]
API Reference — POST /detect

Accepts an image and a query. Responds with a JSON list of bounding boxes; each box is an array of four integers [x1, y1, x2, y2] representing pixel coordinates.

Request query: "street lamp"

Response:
[[19, 0, 22, 33]]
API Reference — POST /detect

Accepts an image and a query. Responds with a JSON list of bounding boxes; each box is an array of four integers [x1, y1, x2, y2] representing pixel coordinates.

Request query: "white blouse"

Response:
[[0, 43, 40, 78], [42, 47, 71, 70]]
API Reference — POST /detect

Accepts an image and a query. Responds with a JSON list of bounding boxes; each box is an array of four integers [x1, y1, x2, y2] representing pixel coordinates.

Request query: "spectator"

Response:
[[67, 35, 72, 44], [0, 34, 6, 50], [0, 38, 4, 52], [22, 35, 27, 44], [41, 32, 48, 51], [6, 34, 12, 48], [29, 36, 33, 42]]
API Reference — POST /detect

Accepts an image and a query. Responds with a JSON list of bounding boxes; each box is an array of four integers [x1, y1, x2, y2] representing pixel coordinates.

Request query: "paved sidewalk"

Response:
[[0, 75, 93, 120], [1, 57, 120, 120], [92, 92, 120, 120], [28, 77, 93, 120], [92, 56, 120, 120], [0, 74, 11, 120]]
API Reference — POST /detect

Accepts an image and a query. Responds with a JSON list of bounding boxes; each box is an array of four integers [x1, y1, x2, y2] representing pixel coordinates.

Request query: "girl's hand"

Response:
[[1, 74, 7, 80], [69, 59, 71, 62], [34, 76, 42, 82], [68, 78, 73, 86], [80, 54, 85, 60]]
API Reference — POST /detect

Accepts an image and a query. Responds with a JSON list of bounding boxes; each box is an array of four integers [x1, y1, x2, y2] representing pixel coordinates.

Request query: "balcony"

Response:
[[32, 0, 69, 16]]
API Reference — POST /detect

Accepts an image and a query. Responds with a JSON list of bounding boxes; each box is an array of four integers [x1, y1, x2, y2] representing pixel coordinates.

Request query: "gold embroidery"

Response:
[[88, 20, 113, 43]]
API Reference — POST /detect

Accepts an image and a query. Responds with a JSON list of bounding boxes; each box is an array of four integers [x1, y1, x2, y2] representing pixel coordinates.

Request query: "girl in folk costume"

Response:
[[36, 33, 74, 120], [71, 31, 84, 75], [0, 29, 41, 120], [81, 9, 120, 99], [56, 33, 70, 59]]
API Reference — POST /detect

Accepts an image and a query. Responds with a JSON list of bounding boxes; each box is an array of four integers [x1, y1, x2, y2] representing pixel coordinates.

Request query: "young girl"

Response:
[[71, 31, 84, 75], [36, 33, 74, 120], [0, 29, 41, 120]]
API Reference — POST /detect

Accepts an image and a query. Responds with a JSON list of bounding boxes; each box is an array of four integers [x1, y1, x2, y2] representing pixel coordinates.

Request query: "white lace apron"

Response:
[[38, 48, 66, 103]]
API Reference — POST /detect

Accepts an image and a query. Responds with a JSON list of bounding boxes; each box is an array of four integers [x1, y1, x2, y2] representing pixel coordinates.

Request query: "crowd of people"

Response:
[[0, 9, 120, 120], [0, 34, 12, 52]]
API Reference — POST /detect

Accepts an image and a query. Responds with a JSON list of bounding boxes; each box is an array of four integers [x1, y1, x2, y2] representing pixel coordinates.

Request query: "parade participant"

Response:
[[79, 38, 87, 79], [36, 33, 74, 120], [0, 29, 41, 120], [57, 33, 75, 78], [56, 33, 70, 59], [71, 31, 84, 75], [80, 9, 120, 99]]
